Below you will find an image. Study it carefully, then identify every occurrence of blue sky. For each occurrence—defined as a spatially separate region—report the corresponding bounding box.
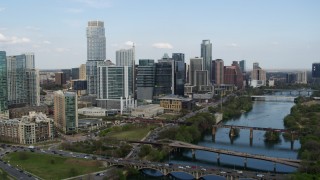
[0,0,319,70]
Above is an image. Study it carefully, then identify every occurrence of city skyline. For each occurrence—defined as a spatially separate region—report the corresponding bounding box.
[0,0,320,69]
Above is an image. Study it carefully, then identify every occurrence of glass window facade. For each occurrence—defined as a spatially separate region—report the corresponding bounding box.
[0,51,8,114]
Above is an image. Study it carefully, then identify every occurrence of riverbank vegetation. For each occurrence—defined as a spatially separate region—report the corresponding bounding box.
[209,96,253,120]
[283,99,320,176]
[158,112,215,143]
[138,144,171,162]
[264,131,281,142]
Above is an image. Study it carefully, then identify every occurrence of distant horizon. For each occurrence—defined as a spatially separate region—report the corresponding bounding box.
[1,0,319,69]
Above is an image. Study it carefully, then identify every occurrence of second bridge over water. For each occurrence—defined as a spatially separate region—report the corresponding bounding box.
[212,124,298,149]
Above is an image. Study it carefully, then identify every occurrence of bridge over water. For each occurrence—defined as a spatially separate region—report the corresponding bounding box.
[128,140,301,168]
[105,158,286,179]
[251,95,297,102]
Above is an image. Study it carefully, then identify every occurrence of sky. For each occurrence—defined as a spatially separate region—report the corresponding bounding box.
[0,0,319,70]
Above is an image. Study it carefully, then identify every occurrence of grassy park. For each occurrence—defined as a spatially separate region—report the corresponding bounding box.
[3,152,105,180]
[108,125,155,140]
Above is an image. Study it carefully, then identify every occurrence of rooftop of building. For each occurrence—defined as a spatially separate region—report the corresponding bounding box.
[133,104,161,110]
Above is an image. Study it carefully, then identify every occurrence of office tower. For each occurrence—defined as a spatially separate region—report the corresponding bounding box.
[55,72,66,85]
[286,73,297,84]
[312,63,320,78]
[201,40,212,83]
[154,59,174,97]
[212,59,224,85]
[26,69,40,106]
[224,61,243,89]
[189,57,203,85]
[137,59,155,101]
[172,53,185,96]
[195,70,208,86]
[239,60,246,73]
[97,62,133,110]
[79,64,86,80]
[7,54,40,107]
[71,68,79,80]
[86,20,106,95]
[116,46,136,98]
[61,69,71,81]
[251,62,266,87]
[0,51,8,117]
[54,91,78,134]
[297,71,307,84]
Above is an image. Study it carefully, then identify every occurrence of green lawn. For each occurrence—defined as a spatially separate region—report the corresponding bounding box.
[108,125,154,140]
[4,152,105,180]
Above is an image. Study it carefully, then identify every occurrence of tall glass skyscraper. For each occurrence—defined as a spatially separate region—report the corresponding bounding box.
[137,59,155,101]
[86,20,106,95]
[0,51,8,116]
[172,53,185,96]
[7,54,39,107]
[201,40,212,84]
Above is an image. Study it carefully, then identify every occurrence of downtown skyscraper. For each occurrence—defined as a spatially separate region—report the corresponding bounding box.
[86,21,106,95]
[201,40,212,84]
[0,51,8,118]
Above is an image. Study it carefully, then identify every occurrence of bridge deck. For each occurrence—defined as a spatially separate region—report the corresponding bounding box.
[213,124,297,133]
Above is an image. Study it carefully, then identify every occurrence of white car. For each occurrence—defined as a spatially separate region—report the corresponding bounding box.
[257,174,264,178]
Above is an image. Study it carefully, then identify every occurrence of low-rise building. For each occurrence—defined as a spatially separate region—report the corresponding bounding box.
[159,95,193,113]
[78,107,108,117]
[9,105,48,118]
[78,118,106,131]
[0,112,54,144]
[131,104,164,118]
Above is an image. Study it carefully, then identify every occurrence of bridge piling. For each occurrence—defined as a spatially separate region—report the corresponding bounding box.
[273,162,277,173]
[192,149,196,159]
[212,126,216,142]
[244,157,247,169]
[217,153,220,165]
[229,127,235,137]
[249,128,253,146]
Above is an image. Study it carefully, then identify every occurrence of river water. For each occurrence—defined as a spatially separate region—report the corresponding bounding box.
[129,96,300,179]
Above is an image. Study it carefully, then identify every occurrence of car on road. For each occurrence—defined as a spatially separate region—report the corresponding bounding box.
[257,174,264,178]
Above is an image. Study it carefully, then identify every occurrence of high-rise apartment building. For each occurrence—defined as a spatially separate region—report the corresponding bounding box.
[297,71,307,84]
[251,62,266,87]
[239,60,246,73]
[86,20,106,95]
[0,51,8,117]
[201,40,212,84]
[195,70,208,87]
[224,61,243,89]
[116,46,136,98]
[54,91,78,134]
[172,53,185,96]
[212,59,224,85]
[79,64,86,80]
[189,57,203,86]
[7,54,40,107]
[136,59,155,101]
[71,68,79,80]
[97,62,134,110]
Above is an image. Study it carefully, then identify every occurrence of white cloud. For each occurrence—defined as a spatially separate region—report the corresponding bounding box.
[0,33,31,44]
[0,7,5,12]
[25,26,40,31]
[124,41,134,46]
[55,48,70,53]
[43,40,51,44]
[227,43,238,47]
[152,43,173,49]
[74,0,112,9]
[66,8,83,13]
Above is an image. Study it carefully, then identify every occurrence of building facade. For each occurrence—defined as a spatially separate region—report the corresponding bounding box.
[97,62,134,111]
[136,59,155,101]
[7,54,40,107]
[0,112,54,144]
[0,51,8,118]
[79,64,86,80]
[154,59,174,98]
[54,91,78,134]
[201,40,212,84]
[189,57,203,86]
[212,59,224,85]
[312,63,320,78]
[71,68,79,80]
[251,62,266,87]
[172,53,185,96]
[159,95,193,113]
[86,20,106,95]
